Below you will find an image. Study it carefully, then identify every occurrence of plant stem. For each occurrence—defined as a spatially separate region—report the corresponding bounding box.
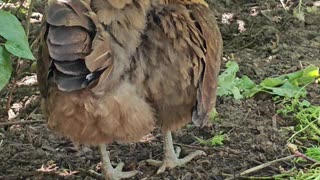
[287,119,319,142]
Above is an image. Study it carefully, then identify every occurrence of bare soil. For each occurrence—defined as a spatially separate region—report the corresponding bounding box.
[1,0,319,179]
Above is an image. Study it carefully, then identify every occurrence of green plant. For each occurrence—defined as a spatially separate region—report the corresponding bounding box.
[247,65,319,98]
[209,108,218,122]
[277,96,320,143]
[218,61,320,146]
[293,107,319,142]
[0,10,34,90]
[218,61,319,100]
[293,0,305,21]
[195,134,226,146]
[294,167,320,180]
[217,61,255,100]
[291,0,320,21]
[306,147,320,161]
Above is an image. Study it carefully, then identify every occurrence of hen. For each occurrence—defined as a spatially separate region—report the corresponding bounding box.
[37,0,222,179]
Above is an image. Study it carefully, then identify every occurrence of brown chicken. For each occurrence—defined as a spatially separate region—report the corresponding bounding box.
[37,0,222,179]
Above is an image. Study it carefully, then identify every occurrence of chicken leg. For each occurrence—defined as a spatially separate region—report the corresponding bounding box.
[147,131,206,174]
[97,145,138,180]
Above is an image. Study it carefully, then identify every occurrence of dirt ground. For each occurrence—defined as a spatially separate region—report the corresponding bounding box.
[1,0,320,179]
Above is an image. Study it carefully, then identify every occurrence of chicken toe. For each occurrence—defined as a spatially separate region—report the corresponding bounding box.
[98,145,138,180]
[147,131,206,174]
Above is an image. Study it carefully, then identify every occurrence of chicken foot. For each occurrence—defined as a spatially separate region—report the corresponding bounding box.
[147,131,206,174]
[95,145,138,180]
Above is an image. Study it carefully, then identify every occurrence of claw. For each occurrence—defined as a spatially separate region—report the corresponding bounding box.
[98,145,138,180]
[148,150,206,174]
[147,131,206,174]
[157,163,167,174]
[87,166,138,180]
[146,159,162,167]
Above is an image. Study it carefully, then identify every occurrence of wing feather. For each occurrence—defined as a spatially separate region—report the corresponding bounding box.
[39,0,113,92]
[191,5,222,127]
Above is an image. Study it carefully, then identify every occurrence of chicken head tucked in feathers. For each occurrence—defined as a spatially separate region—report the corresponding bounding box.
[37,0,222,179]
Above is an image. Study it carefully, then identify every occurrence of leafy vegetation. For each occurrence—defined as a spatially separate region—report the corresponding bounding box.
[195,134,226,146]
[218,61,320,142]
[204,61,320,149]
[217,60,320,179]
[0,10,34,90]
[278,98,320,143]
[217,61,255,99]
[218,61,319,100]
[294,167,320,180]
[292,0,320,21]
[306,147,320,161]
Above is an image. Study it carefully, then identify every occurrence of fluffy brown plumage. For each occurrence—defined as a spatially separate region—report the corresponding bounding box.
[37,0,222,179]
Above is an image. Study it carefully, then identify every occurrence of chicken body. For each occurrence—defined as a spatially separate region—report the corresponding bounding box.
[37,0,222,179]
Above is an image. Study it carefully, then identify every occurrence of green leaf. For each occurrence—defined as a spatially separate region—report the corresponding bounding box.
[237,75,256,89]
[306,147,320,161]
[194,134,225,147]
[260,78,286,87]
[218,61,240,98]
[218,61,257,99]
[306,6,318,14]
[231,86,242,99]
[5,40,34,60]
[210,134,225,146]
[270,82,307,98]
[218,61,319,99]
[300,100,311,107]
[0,46,12,90]
[237,75,256,97]
[293,8,305,21]
[295,65,319,85]
[209,108,218,122]
[247,65,319,98]
[0,10,34,60]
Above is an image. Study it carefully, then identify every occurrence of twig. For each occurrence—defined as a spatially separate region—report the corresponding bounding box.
[26,0,36,36]
[295,151,319,163]
[225,155,295,180]
[5,0,36,111]
[287,143,320,164]
[224,40,256,53]
[173,142,209,152]
[287,119,319,142]
[260,10,273,22]
[249,159,280,173]
[0,120,44,127]
[223,173,292,180]
[279,0,288,12]
[5,59,23,111]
